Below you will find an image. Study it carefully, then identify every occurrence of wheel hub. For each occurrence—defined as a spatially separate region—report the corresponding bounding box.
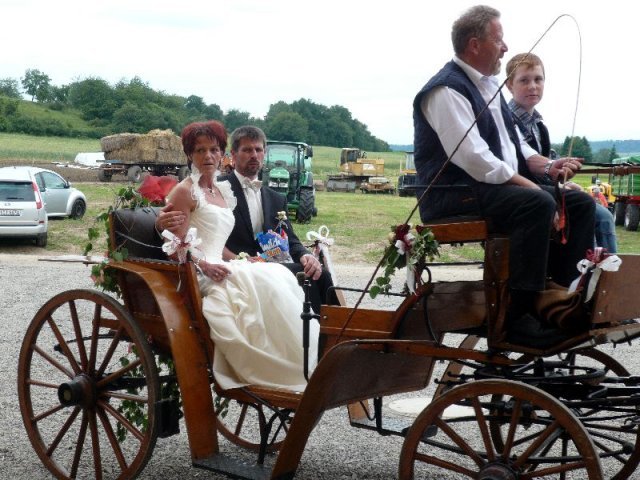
[477,462,518,480]
[58,374,96,407]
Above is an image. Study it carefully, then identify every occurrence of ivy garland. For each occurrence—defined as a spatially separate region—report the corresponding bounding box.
[84,185,153,295]
[84,184,184,442]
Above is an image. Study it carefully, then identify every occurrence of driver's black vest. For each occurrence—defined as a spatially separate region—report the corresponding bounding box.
[413,61,532,220]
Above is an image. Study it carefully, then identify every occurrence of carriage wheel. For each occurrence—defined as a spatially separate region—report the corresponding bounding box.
[214,395,288,453]
[399,379,602,479]
[491,348,638,479]
[560,348,640,480]
[433,334,482,398]
[18,289,160,480]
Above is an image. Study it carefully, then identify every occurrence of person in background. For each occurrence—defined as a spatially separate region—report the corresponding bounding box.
[412,5,595,348]
[506,52,617,253]
[158,125,337,313]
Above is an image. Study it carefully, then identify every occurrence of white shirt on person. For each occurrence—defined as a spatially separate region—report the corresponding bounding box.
[234,170,264,235]
[421,56,537,184]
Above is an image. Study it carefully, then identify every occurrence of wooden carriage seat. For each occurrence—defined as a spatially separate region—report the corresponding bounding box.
[110,206,165,260]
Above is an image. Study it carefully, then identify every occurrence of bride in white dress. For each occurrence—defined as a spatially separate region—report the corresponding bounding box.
[164,121,319,392]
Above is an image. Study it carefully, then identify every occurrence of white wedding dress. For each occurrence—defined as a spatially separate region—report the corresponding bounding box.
[189,178,319,392]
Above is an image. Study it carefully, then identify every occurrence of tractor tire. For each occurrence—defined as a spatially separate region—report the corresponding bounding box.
[296,188,315,224]
[178,166,190,181]
[127,165,142,183]
[614,201,626,226]
[624,204,640,231]
[97,168,112,182]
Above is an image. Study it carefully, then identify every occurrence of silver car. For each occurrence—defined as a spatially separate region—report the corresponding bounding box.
[29,167,87,219]
[0,166,48,246]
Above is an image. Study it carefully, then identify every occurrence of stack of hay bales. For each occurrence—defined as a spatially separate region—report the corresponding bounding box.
[100,129,187,165]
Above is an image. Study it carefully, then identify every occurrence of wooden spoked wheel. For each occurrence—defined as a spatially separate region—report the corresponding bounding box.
[433,334,482,398]
[399,379,602,479]
[214,395,288,453]
[558,349,639,480]
[18,289,160,480]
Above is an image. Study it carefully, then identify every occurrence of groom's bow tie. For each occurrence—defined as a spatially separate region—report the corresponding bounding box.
[242,178,262,192]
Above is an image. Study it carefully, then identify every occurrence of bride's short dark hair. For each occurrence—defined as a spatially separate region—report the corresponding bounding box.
[181,120,228,159]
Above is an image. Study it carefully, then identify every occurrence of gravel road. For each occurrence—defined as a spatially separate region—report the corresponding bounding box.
[1,253,637,479]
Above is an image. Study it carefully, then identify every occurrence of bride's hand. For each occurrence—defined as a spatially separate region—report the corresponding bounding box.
[200,261,231,282]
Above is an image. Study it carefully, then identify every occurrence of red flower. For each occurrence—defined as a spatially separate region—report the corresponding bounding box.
[393,224,413,253]
[138,176,178,204]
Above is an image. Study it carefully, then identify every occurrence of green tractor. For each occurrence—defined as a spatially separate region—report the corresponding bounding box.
[261,140,317,223]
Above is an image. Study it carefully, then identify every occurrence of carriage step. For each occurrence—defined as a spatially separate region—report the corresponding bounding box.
[193,453,272,479]
[350,416,436,439]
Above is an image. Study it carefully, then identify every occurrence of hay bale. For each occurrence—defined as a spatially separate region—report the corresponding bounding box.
[101,129,187,165]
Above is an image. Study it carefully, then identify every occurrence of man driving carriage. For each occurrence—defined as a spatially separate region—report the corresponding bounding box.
[413,5,595,348]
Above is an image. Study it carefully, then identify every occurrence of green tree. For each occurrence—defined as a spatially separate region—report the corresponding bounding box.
[183,95,223,122]
[203,103,223,121]
[609,144,619,162]
[265,101,292,122]
[323,116,353,147]
[185,95,206,113]
[0,78,21,98]
[266,111,309,141]
[111,102,172,133]
[224,109,251,132]
[21,68,52,102]
[560,136,592,163]
[68,77,118,121]
[115,77,163,108]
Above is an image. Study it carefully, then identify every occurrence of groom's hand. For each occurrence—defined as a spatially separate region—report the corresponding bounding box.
[300,254,323,281]
[157,202,187,234]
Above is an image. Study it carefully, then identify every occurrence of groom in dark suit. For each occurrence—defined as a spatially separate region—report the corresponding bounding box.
[158,125,337,313]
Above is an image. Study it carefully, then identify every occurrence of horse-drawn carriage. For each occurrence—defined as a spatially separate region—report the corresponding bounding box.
[17,206,640,479]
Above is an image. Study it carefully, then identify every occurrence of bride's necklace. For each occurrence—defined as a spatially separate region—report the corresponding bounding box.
[201,182,216,197]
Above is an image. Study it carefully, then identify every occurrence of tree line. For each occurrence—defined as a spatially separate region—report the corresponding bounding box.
[554,136,622,164]
[0,68,390,151]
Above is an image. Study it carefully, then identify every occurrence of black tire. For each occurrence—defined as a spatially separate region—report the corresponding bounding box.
[624,204,640,231]
[69,198,86,219]
[296,188,315,223]
[35,232,47,248]
[97,168,112,182]
[127,165,142,183]
[614,201,626,226]
[178,166,190,181]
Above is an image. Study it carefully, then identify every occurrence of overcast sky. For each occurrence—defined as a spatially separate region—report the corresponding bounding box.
[3,0,638,145]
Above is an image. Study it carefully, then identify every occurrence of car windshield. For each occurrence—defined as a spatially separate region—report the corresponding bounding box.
[0,181,35,201]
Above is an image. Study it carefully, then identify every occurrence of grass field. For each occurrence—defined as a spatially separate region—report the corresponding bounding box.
[0,132,100,163]
[1,132,639,262]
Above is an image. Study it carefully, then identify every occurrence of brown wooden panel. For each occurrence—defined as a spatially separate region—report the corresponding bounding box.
[590,254,640,325]
[424,220,488,243]
[320,306,396,337]
[426,280,487,332]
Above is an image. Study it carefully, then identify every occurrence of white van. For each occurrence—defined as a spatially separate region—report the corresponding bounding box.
[74,152,105,167]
